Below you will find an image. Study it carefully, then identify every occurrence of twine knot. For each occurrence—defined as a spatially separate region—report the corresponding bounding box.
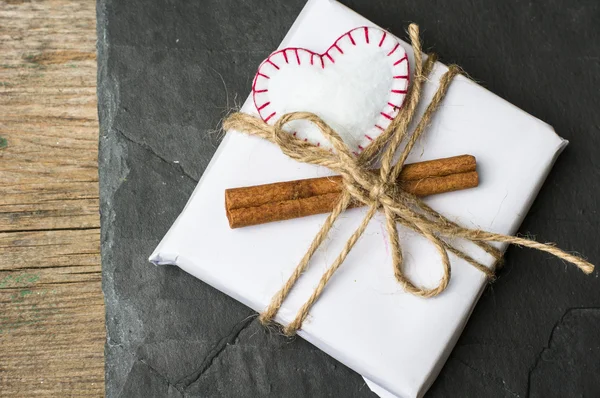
[223,24,594,337]
[368,182,388,203]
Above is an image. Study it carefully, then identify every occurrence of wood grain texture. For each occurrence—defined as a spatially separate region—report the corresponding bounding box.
[0,0,104,396]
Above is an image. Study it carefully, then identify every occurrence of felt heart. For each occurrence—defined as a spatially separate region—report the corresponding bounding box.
[252,26,409,153]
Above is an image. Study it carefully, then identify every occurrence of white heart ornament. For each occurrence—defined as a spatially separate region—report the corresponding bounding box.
[252,26,409,153]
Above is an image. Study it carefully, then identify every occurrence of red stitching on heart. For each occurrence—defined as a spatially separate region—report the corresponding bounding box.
[378,31,387,47]
[264,112,276,123]
[252,26,409,153]
[257,101,271,111]
[394,55,408,66]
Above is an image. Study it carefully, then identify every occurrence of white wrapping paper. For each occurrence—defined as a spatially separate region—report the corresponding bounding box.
[150,0,567,396]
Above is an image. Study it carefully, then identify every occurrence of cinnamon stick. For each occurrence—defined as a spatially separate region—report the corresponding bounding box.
[226,155,477,228]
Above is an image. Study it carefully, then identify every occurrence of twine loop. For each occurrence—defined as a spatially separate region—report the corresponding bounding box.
[223,24,594,336]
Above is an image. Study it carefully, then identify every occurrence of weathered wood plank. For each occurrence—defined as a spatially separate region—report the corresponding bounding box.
[0,229,100,270]
[0,0,104,396]
[0,199,100,232]
[0,182,99,205]
[0,280,104,396]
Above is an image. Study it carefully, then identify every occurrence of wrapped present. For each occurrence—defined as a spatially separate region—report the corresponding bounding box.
[150,0,592,396]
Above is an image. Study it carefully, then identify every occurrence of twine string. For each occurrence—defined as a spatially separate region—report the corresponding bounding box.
[223,24,594,336]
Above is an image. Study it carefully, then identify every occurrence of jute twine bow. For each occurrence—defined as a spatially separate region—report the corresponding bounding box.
[223,24,594,336]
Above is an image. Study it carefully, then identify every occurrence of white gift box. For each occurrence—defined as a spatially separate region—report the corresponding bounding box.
[150,0,567,396]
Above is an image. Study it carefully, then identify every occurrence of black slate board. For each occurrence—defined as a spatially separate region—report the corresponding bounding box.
[97,1,600,396]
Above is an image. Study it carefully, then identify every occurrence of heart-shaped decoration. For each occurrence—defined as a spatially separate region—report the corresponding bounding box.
[252,26,409,154]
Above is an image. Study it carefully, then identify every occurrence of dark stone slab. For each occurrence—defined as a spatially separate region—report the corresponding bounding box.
[97,0,600,396]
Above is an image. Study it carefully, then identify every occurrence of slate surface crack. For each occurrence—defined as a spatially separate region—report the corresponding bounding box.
[525,306,600,398]
[136,358,184,397]
[175,316,256,391]
[451,356,521,397]
[114,128,199,183]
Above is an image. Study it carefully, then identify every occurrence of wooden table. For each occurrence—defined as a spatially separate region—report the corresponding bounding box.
[0,0,104,395]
